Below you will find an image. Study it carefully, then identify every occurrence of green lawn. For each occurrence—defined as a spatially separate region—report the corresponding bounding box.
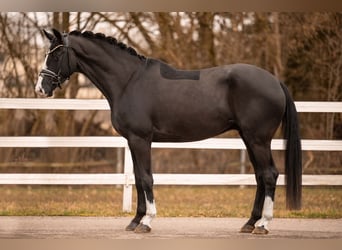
[0,186,341,218]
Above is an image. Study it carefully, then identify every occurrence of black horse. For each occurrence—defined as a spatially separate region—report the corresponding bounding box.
[35,29,302,234]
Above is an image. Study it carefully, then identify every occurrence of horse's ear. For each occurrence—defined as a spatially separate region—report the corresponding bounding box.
[52,28,63,44]
[43,29,54,41]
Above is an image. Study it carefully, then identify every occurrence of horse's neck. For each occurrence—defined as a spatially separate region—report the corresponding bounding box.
[71,36,143,104]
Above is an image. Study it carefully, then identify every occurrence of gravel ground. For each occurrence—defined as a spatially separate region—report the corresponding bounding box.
[0,216,341,239]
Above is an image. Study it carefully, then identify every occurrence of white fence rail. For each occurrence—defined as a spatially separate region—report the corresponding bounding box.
[1,98,342,212]
[1,98,342,112]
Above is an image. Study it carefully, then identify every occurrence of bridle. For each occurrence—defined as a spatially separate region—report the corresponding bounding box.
[38,33,71,89]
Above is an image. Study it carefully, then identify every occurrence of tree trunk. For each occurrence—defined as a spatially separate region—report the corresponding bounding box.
[197,12,216,67]
[272,12,284,80]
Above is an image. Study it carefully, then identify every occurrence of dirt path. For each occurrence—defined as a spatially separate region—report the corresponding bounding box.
[0,217,341,239]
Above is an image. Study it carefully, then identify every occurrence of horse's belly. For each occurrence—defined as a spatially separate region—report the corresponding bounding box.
[151,112,235,142]
[152,129,231,142]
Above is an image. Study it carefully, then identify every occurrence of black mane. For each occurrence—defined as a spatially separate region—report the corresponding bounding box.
[69,30,146,61]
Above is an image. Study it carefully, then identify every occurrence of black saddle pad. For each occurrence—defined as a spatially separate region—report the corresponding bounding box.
[160,62,200,80]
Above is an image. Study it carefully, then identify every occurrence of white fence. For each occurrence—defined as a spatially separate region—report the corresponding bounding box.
[0,98,342,212]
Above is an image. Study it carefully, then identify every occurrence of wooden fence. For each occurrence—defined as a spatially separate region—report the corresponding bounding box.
[0,98,341,212]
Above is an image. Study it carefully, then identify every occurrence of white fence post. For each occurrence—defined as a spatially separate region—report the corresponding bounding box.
[240,149,246,175]
[239,149,247,189]
[123,146,133,212]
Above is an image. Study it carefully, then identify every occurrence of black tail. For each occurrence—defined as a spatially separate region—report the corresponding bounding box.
[280,82,302,210]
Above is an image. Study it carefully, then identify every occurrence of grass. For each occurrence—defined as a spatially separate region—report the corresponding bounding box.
[0,186,341,218]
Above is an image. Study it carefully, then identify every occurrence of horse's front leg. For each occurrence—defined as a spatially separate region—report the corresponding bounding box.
[125,134,156,233]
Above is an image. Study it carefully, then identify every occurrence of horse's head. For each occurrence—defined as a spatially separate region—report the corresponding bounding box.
[35,29,75,97]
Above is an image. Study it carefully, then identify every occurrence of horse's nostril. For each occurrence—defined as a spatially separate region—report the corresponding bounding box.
[35,87,42,94]
[35,85,46,97]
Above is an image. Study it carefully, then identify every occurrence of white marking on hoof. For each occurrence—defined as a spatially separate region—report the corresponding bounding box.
[141,192,157,228]
[256,196,273,231]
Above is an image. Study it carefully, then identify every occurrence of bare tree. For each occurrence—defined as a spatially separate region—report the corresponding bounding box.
[0,12,341,174]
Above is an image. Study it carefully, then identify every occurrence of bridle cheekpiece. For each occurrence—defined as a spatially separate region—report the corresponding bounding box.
[38,32,71,89]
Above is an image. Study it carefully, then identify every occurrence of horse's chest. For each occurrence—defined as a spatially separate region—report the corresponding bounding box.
[111,106,152,138]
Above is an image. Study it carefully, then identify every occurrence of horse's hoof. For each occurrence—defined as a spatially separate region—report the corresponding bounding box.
[125,221,139,231]
[252,226,269,235]
[240,224,255,233]
[134,223,152,233]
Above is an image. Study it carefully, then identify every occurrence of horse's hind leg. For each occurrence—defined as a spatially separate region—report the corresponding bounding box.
[240,136,279,234]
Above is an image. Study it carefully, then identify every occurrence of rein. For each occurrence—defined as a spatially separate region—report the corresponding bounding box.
[39,33,71,89]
